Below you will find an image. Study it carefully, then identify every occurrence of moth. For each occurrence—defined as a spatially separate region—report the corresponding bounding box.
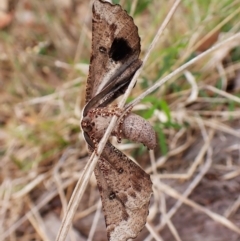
[81,0,156,240]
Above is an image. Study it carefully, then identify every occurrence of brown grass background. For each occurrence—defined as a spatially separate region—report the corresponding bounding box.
[1,0,240,240]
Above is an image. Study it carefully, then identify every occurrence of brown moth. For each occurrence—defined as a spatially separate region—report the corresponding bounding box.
[81,0,156,240]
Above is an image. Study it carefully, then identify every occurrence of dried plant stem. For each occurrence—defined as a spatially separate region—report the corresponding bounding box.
[178,4,240,66]
[160,193,182,241]
[55,151,98,241]
[26,199,50,241]
[87,200,102,241]
[158,181,240,234]
[204,85,240,104]
[126,32,240,110]
[158,124,213,231]
[158,125,213,179]
[144,129,214,241]
[224,194,240,218]
[121,0,181,108]
[145,222,164,241]
[1,178,76,241]
[146,135,194,173]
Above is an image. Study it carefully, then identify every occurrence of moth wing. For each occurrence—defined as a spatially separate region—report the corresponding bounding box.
[94,142,152,241]
[86,0,141,103]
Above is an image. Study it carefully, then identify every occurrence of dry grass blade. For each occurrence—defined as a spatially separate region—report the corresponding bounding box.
[86,200,102,241]
[12,174,48,199]
[146,134,194,172]
[126,32,240,109]
[1,178,77,240]
[157,126,214,179]
[157,181,240,235]
[204,85,240,104]
[26,199,51,241]
[144,128,214,241]
[160,193,182,241]
[184,71,198,104]
[224,195,240,219]
[145,222,164,241]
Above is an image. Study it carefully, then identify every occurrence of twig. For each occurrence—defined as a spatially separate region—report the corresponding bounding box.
[87,200,102,241]
[145,223,164,241]
[144,130,214,241]
[157,181,240,234]
[204,85,240,104]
